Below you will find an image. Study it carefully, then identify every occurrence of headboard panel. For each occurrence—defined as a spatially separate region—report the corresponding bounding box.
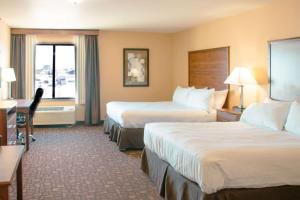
[188,47,229,90]
[269,38,300,101]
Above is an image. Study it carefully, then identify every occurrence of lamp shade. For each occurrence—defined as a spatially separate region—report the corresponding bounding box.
[1,68,16,82]
[224,67,257,86]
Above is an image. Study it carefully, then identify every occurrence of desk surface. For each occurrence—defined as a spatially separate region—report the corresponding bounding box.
[0,99,32,110]
[16,99,32,109]
[0,101,17,110]
[0,145,25,186]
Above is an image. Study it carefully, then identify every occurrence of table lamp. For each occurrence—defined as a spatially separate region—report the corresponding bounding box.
[1,68,16,99]
[224,67,257,111]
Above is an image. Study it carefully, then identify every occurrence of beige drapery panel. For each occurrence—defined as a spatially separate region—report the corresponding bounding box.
[25,34,37,99]
[74,35,86,104]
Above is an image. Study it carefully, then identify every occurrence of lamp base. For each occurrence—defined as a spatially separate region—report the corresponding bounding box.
[233,105,246,113]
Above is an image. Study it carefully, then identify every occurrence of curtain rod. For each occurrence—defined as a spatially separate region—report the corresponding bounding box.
[11,28,99,35]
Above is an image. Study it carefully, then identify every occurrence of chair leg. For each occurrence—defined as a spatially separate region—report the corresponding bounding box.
[30,135,36,142]
[30,118,34,135]
[16,128,19,139]
[30,119,36,142]
[16,128,25,145]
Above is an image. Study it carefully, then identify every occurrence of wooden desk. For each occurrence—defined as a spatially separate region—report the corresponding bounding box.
[0,145,25,200]
[16,100,33,152]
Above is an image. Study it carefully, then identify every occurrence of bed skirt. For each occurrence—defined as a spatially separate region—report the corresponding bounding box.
[141,147,300,200]
[103,117,144,150]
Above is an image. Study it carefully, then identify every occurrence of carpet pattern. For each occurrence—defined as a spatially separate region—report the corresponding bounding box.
[9,126,162,200]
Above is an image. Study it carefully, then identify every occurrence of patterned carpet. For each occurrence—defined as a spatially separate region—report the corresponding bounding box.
[10,126,162,200]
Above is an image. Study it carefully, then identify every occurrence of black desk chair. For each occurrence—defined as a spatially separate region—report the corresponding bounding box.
[17,88,44,144]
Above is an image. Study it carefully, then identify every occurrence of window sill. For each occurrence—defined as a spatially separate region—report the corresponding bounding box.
[40,99,75,107]
[42,98,75,101]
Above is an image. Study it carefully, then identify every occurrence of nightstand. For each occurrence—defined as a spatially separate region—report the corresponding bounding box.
[217,108,242,122]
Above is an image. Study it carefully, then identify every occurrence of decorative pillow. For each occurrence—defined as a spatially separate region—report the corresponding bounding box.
[240,102,291,131]
[172,86,195,105]
[285,101,300,135]
[212,89,228,109]
[186,88,215,111]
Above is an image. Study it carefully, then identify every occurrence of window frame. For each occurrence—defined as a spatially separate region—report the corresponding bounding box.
[34,43,76,100]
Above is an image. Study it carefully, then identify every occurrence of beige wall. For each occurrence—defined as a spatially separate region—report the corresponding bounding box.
[171,0,300,108]
[99,31,173,119]
[0,19,11,99]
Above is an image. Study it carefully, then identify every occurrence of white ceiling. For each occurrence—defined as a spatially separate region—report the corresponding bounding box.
[0,0,273,33]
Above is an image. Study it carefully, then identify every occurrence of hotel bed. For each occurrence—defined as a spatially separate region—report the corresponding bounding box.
[104,100,218,150]
[140,38,300,199]
[104,47,230,150]
[106,101,216,129]
[141,101,300,200]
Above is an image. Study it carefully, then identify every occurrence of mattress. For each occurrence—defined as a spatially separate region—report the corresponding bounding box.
[106,101,216,128]
[144,122,300,194]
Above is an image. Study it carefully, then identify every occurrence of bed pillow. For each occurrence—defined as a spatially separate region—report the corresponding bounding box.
[285,101,300,135]
[212,89,228,109]
[186,88,215,111]
[172,86,195,105]
[240,102,291,131]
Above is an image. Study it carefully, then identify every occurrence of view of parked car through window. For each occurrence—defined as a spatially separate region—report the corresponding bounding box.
[35,44,75,99]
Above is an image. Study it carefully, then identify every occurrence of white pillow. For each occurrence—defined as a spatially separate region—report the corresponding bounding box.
[186,88,215,111]
[212,89,228,109]
[240,102,291,131]
[285,101,300,135]
[172,86,194,105]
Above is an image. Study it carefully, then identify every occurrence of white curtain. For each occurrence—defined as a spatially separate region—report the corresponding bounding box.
[74,35,86,104]
[25,34,37,99]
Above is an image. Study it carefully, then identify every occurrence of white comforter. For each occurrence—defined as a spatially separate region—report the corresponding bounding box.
[144,122,300,194]
[106,101,216,128]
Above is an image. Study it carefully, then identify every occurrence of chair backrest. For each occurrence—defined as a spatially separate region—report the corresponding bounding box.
[29,88,44,118]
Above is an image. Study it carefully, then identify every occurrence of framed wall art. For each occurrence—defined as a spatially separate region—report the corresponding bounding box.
[123,48,149,87]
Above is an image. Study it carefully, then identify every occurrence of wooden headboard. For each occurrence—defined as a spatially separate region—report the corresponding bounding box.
[188,47,229,90]
[188,46,230,107]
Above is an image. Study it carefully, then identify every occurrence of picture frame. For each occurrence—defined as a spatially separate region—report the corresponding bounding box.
[123,48,149,87]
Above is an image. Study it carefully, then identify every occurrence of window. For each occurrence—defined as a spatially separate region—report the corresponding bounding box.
[35,44,76,99]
